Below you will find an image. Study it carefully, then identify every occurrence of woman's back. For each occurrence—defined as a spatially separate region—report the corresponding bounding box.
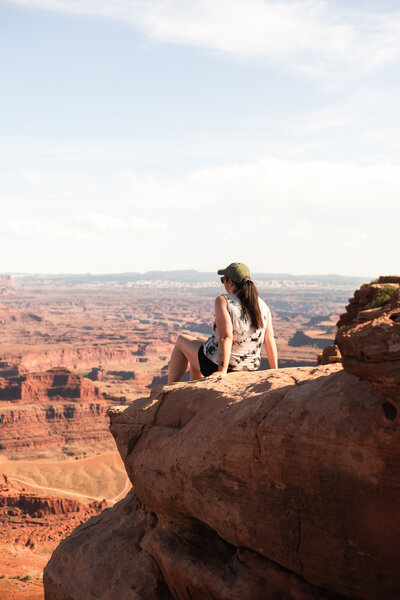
[203,294,269,370]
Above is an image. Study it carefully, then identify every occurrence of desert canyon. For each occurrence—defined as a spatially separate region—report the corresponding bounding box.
[0,272,398,599]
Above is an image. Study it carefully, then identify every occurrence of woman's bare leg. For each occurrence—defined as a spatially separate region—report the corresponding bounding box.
[190,364,202,380]
[168,334,203,383]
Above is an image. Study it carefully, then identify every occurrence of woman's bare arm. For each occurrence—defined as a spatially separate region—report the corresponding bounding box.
[213,295,233,375]
[265,308,278,369]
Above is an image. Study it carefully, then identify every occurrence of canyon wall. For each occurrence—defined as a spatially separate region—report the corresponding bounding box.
[0,368,125,455]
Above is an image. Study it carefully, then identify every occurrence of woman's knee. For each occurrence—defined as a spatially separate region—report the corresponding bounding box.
[175,334,185,349]
[176,333,194,348]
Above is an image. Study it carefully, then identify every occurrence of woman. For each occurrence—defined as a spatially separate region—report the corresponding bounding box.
[168,262,278,383]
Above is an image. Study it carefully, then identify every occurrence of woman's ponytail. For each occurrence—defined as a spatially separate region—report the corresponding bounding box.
[236,279,264,329]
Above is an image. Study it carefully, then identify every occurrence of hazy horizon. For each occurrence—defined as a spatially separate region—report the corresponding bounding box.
[5,268,370,282]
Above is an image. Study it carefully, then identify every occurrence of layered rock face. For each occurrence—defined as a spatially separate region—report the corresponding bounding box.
[0,471,107,591]
[44,355,399,599]
[0,368,100,402]
[0,473,106,521]
[336,305,400,401]
[0,368,125,455]
[336,276,400,328]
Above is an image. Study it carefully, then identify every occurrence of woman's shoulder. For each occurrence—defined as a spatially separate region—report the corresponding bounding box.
[214,294,229,309]
[258,296,270,317]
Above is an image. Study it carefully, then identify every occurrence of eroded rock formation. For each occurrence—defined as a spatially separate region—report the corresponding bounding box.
[0,473,106,520]
[336,307,400,401]
[317,344,342,365]
[0,275,18,294]
[334,276,400,401]
[0,471,107,598]
[0,368,126,455]
[44,356,399,599]
[337,276,400,328]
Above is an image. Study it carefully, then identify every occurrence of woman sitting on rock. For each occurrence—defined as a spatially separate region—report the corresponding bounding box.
[168,262,278,383]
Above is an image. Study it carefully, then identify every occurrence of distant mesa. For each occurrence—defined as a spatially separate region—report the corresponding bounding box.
[0,303,41,324]
[288,329,332,349]
[0,368,101,403]
[0,275,18,294]
[0,368,126,457]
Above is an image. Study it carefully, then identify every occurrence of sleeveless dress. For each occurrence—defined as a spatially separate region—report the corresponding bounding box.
[202,294,269,371]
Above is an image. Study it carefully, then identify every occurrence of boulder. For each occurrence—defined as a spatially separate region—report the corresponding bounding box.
[317,344,342,365]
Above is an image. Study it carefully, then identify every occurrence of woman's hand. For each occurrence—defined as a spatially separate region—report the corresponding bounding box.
[206,371,227,380]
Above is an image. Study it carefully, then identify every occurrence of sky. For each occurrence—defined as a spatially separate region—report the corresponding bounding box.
[1,0,399,277]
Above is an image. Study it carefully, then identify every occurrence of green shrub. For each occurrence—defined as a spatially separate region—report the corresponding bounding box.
[370,285,398,308]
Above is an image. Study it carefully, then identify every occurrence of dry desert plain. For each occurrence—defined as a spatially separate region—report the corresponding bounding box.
[0,273,362,599]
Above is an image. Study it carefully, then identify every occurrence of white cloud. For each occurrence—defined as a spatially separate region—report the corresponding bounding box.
[6,158,400,225]
[119,158,400,228]
[6,0,400,76]
[288,104,353,136]
[3,156,399,274]
[6,217,59,238]
[5,214,166,240]
[78,213,166,235]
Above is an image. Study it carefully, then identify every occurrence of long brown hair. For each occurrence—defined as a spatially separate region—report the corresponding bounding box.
[235,279,264,330]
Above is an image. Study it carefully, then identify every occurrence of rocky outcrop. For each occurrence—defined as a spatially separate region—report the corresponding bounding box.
[0,275,18,294]
[0,470,107,600]
[334,277,400,401]
[288,330,332,349]
[0,303,39,324]
[0,368,101,402]
[336,307,400,400]
[317,344,342,365]
[12,341,172,375]
[337,276,400,328]
[44,358,400,599]
[0,368,126,455]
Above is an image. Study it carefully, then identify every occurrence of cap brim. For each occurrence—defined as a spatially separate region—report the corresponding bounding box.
[217,268,226,275]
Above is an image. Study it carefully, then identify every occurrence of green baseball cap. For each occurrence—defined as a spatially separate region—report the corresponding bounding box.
[218,262,251,284]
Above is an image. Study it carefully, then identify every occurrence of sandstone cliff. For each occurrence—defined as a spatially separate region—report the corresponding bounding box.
[336,276,400,328]
[0,473,106,521]
[0,368,126,456]
[0,472,107,599]
[44,330,399,600]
